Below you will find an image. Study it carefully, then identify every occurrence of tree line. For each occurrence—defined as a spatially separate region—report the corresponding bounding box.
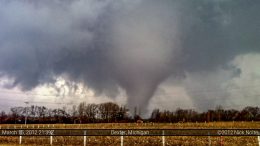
[0,102,260,124]
[150,105,260,123]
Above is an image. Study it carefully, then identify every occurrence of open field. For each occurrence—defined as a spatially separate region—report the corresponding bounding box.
[0,122,260,146]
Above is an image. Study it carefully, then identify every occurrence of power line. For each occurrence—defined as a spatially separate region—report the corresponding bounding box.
[0,90,56,97]
[0,98,24,102]
[0,96,78,106]
[24,101,74,105]
[0,89,98,98]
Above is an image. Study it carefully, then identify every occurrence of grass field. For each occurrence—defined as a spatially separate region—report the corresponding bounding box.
[0,122,260,146]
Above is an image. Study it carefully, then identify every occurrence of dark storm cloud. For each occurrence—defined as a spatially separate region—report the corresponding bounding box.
[0,0,259,114]
[179,0,260,72]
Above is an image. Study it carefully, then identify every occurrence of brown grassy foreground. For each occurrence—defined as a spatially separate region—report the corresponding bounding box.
[0,122,260,146]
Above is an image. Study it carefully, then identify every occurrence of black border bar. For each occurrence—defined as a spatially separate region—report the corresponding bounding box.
[1,129,260,136]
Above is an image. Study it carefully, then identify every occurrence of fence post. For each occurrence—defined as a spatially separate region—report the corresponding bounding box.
[50,136,53,145]
[121,135,124,146]
[84,131,87,146]
[208,132,211,146]
[19,136,22,145]
[162,130,165,146]
[220,136,223,146]
[257,136,260,146]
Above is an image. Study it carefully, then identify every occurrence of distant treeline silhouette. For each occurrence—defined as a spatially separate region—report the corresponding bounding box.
[0,102,260,124]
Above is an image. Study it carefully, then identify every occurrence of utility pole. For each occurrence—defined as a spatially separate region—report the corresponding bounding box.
[24,102,29,125]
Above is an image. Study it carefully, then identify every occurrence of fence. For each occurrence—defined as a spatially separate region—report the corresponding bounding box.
[0,125,260,145]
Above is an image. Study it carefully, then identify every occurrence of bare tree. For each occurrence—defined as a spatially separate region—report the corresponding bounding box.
[70,105,78,123]
[0,111,7,123]
[99,102,120,122]
[78,102,86,123]
[85,104,98,122]
[10,107,20,124]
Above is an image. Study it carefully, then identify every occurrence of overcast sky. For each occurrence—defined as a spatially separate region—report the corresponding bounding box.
[0,0,260,116]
